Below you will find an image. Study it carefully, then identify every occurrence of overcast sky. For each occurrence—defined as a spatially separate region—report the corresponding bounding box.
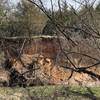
[11,0,100,10]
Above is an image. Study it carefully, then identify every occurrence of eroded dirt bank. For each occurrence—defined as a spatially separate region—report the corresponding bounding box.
[0,36,100,86]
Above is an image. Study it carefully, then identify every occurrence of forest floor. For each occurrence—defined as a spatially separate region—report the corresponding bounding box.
[0,85,100,100]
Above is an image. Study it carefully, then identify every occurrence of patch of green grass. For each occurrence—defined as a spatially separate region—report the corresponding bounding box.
[68,86,100,96]
[26,85,100,97]
[0,85,99,100]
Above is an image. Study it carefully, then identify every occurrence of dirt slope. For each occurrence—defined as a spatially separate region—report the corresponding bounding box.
[1,36,100,86]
